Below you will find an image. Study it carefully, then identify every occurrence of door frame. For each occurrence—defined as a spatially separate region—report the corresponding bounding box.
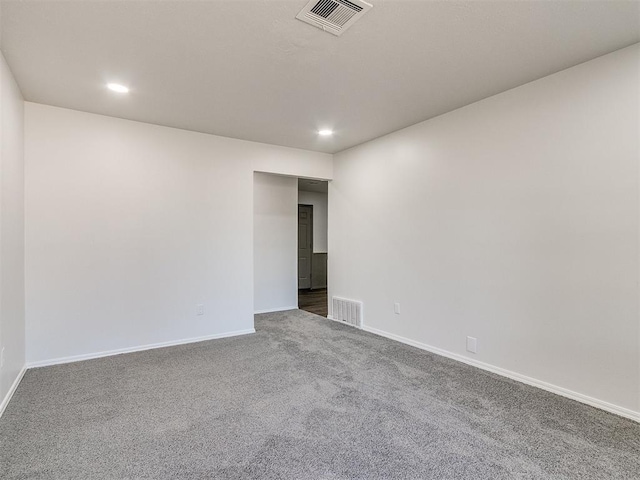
[298,204,314,290]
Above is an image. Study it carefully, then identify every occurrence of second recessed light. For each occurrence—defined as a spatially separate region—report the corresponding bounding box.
[107,83,129,93]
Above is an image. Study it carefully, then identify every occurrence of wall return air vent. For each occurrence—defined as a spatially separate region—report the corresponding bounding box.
[296,0,373,36]
[331,297,363,328]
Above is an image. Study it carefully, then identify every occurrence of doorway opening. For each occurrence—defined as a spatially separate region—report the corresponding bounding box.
[298,178,328,317]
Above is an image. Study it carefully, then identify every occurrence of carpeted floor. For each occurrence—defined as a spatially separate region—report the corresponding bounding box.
[1,310,639,479]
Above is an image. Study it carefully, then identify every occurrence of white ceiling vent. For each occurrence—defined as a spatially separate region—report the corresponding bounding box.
[296,0,373,36]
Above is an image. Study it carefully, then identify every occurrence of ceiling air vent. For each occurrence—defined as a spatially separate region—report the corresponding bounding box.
[296,0,373,36]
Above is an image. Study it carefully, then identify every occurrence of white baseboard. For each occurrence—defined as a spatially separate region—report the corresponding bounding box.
[254,306,298,314]
[0,366,27,419]
[361,324,640,423]
[326,314,360,327]
[27,328,256,369]
[10,321,639,423]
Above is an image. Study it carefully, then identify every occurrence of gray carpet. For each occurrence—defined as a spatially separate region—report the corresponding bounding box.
[1,310,638,479]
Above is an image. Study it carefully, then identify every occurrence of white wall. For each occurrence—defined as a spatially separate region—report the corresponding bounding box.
[0,52,25,409]
[254,173,298,313]
[25,103,331,364]
[298,190,328,253]
[330,44,640,417]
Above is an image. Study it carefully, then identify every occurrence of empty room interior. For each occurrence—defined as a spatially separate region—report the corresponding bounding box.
[0,1,639,478]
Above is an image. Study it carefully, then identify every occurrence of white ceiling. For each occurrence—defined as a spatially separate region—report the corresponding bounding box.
[1,0,638,153]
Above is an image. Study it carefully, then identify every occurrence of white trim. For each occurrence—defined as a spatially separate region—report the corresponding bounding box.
[254,306,298,314]
[27,329,256,369]
[327,314,361,328]
[361,324,640,423]
[0,366,27,419]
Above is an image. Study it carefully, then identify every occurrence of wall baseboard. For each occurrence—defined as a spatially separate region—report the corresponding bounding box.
[361,324,640,423]
[10,319,640,423]
[327,314,359,327]
[0,366,27,419]
[254,306,298,314]
[27,328,256,369]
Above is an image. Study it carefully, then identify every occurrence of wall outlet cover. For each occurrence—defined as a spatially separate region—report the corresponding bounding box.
[466,336,477,354]
[196,304,205,316]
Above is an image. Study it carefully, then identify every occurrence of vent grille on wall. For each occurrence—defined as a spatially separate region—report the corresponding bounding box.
[331,297,362,327]
[296,0,373,36]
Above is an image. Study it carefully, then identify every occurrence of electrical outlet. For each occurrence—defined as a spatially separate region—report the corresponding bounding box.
[0,347,4,369]
[394,302,401,315]
[196,304,205,316]
[466,336,477,354]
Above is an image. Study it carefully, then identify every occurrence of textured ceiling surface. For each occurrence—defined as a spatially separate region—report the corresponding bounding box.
[1,0,639,153]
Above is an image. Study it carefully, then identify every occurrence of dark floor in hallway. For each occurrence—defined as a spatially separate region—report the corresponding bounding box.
[298,288,327,317]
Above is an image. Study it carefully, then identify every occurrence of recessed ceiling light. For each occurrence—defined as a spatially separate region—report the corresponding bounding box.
[107,83,129,93]
[318,129,333,137]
